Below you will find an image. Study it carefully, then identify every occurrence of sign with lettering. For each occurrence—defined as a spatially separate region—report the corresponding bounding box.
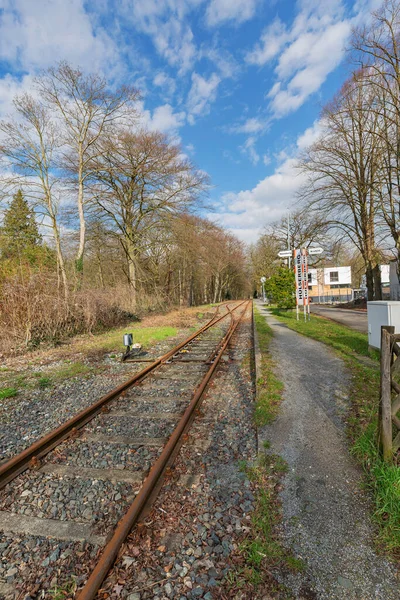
[293,248,309,307]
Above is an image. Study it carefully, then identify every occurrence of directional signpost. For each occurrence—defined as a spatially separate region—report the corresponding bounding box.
[281,246,324,321]
[308,247,323,256]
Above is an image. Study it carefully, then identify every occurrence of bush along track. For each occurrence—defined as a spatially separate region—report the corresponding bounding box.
[226,307,303,598]
[270,307,400,558]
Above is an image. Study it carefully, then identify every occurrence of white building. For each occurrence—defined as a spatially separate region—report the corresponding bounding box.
[308,266,352,303]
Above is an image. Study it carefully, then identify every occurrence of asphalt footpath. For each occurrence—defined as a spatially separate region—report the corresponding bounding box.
[255,301,399,600]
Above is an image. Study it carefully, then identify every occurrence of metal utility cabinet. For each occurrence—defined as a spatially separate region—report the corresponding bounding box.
[367,301,400,349]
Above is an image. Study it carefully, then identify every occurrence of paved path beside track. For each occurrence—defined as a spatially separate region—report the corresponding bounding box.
[310,304,368,333]
[256,301,399,600]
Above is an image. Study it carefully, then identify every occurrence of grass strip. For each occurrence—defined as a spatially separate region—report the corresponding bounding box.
[236,451,304,594]
[0,387,17,400]
[226,307,302,596]
[270,307,400,556]
[254,309,284,426]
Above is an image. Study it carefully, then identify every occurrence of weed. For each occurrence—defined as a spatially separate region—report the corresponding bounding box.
[50,362,92,380]
[0,387,17,400]
[254,309,284,425]
[49,578,77,600]
[38,376,52,388]
[228,452,303,596]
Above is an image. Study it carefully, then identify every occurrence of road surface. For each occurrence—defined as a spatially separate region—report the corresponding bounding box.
[310,304,367,333]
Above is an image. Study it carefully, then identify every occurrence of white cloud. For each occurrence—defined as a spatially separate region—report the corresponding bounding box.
[0,0,119,74]
[121,0,203,74]
[139,102,186,136]
[187,72,220,123]
[296,119,324,150]
[230,117,268,134]
[153,72,177,97]
[212,126,314,242]
[206,0,258,27]
[246,18,288,65]
[240,136,260,165]
[246,0,355,117]
[0,73,36,119]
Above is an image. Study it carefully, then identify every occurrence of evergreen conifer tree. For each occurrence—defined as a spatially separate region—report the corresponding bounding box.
[1,190,41,259]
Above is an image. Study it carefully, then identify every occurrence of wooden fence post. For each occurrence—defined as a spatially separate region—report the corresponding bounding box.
[380,326,394,461]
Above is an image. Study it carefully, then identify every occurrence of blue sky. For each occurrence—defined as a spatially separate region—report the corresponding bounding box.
[0,0,382,243]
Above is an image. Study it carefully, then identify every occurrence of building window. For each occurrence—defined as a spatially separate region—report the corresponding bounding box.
[330,271,339,283]
[308,273,312,284]
[309,286,313,290]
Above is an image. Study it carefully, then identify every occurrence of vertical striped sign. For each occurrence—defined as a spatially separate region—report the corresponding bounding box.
[302,248,309,306]
[293,248,309,307]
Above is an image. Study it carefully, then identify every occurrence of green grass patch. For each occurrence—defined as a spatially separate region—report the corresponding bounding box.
[37,376,52,388]
[49,578,77,600]
[81,324,177,354]
[269,307,379,360]
[0,387,17,400]
[271,307,400,556]
[254,308,284,426]
[49,361,92,380]
[228,452,303,595]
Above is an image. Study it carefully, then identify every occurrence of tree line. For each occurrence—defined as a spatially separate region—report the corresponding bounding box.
[0,63,249,351]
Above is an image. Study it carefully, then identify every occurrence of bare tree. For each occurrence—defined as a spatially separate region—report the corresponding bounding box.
[353,1,400,279]
[298,71,384,300]
[0,94,68,297]
[36,62,139,283]
[87,129,209,308]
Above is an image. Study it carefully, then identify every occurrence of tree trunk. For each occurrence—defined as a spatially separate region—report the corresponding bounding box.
[75,154,85,287]
[124,236,137,309]
[372,264,382,300]
[213,273,219,304]
[366,263,374,301]
[49,212,68,300]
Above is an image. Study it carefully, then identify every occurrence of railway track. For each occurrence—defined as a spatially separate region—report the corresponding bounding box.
[0,300,251,598]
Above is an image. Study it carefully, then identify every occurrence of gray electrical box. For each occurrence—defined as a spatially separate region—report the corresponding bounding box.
[367,301,400,349]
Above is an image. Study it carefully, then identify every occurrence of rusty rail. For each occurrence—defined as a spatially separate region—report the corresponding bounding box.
[77,299,251,600]
[0,301,246,490]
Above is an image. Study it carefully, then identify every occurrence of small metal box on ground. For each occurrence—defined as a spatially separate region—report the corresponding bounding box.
[367,301,400,349]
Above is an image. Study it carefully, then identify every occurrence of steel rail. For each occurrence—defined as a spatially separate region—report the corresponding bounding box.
[77,299,251,600]
[0,301,246,490]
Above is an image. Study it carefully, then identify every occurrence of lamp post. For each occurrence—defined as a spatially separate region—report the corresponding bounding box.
[260,276,266,302]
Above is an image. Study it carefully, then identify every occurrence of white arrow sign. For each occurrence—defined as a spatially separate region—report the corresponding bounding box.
[260,276,266,283]
[308,247,324,255]
[278,250,292,258]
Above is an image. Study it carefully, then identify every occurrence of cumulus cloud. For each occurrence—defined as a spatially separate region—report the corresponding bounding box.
[187,72,220,123]
[246,0,354,117]
[212,125,316,242]
[153,72,177,97]
[246,18,288,65]
[206,0,259,27]
[230,117,269,135]
[0,0,120,74]
[139,102,186,137]
[121,0,203,74]
[0,73,36,119]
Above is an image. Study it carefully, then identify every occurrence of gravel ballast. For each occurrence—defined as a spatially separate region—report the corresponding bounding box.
[97,304,257,599]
